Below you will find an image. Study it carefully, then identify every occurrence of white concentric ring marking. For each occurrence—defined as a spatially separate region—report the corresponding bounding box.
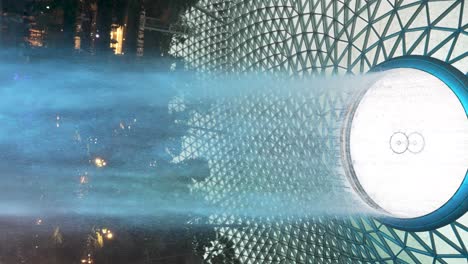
[348,68,468,218]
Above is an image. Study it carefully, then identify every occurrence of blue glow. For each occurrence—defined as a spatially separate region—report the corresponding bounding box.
[0,61,382,223]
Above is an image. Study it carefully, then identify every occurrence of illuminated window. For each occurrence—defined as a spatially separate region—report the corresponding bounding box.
[110,24,125,55]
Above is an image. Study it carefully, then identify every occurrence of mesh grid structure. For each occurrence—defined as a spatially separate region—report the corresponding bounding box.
[169,0,468,263]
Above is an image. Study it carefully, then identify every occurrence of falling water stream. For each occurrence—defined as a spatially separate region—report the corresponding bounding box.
[0,61,383,225]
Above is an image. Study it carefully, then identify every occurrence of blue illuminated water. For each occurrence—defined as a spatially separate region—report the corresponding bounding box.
[0,61,381,223]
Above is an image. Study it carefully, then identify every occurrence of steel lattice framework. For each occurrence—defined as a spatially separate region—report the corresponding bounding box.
[169,0,468,263]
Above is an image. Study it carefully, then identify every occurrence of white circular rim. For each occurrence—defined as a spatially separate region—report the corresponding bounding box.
[343,68,468,219]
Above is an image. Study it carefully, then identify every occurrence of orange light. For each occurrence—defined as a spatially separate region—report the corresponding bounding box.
[110,24,125,55]
[28,29,45,47]
[74,36,81,50]
[94,158,107,168]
